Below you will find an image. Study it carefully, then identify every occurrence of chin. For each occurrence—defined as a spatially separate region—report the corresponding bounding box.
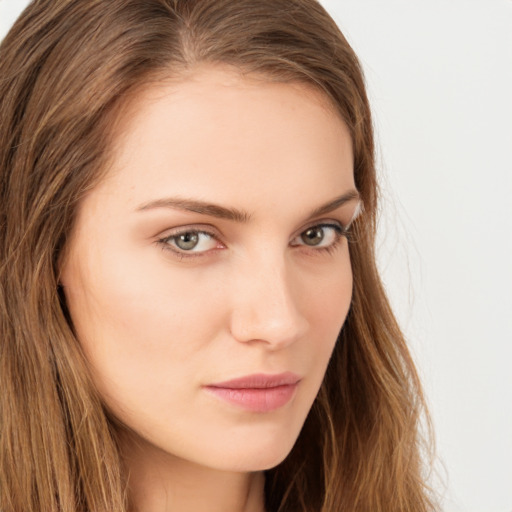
[231,449,292,472]
[202,426,301,473]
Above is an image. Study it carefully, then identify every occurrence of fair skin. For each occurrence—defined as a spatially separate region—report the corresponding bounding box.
[61,65,359,512]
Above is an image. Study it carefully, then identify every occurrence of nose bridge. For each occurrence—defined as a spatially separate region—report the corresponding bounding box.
[229,248,308,347]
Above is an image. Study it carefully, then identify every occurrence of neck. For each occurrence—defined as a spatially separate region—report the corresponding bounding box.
[120,430,266,512]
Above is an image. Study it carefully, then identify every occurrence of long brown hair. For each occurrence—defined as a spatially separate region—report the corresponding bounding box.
[0,1,436,510]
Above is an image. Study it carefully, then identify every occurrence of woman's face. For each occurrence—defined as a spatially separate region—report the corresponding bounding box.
[61,66,359,472]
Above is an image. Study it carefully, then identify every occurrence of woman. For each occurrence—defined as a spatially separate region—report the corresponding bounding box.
[0,1,436,511]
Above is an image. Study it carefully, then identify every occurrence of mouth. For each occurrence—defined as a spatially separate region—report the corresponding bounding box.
[204,372,301,413]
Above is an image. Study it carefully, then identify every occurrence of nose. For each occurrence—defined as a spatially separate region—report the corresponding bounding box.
[228,254,308,349]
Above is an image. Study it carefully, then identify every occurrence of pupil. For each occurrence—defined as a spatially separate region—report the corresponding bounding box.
[176,232,199,250]
[302,227,324,246]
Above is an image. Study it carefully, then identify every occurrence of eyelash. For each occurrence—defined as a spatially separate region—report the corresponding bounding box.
[157,222,351,261]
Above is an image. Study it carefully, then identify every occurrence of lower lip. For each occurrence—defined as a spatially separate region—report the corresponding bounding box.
[204,383,298,412]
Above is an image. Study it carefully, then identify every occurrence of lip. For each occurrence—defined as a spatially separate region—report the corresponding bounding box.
[204,372,301,413]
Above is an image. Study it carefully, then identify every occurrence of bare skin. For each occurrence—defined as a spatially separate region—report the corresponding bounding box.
[123,429,266,512]
[61,65,359,512]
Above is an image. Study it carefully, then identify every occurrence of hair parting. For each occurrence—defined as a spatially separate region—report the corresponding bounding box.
[0,1,437,511]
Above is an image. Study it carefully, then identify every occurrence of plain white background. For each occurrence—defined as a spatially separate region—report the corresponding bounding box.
[1,1,511,511]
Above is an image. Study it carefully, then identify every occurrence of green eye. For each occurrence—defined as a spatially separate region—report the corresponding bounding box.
[161,230,218,254]
[175,232,200,250]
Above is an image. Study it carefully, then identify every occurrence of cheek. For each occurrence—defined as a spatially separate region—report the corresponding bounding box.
[62,243,229,405]
[61,238,354,471]
[302,253,353,335]
[295,251,353,384]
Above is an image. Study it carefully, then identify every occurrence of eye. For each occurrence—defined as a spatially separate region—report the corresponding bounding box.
[291,223,344,249]
[160,230,220,254]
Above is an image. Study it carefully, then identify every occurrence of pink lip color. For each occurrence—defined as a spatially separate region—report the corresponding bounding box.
[204,372,300,413]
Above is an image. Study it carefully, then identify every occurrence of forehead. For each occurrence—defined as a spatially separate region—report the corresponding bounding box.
[96,65,354,216]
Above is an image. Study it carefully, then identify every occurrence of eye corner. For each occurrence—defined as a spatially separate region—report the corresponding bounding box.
[156,227,225,260]
[290,222,347,253]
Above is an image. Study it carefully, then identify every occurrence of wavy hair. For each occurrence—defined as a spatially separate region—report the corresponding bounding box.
[0,1,436,510]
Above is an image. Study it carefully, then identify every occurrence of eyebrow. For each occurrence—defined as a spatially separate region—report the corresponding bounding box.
[136,189,360,223]
[137,196,251,222]
[308,189,360,218]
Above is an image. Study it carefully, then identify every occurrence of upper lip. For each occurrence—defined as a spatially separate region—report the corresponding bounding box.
[207,372,301,389]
